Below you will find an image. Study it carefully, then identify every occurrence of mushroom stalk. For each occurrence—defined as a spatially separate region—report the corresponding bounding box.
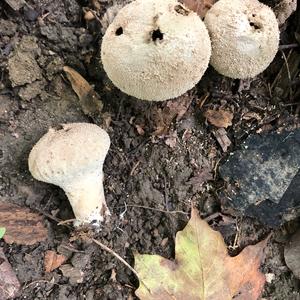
[64,170,110,226]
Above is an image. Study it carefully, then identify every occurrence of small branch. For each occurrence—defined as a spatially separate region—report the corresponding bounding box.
[279,43,299,50]
[92,239,151,293]
[92,238,139,278]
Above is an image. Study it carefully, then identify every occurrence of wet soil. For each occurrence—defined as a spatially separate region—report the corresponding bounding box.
[0,0,300,299]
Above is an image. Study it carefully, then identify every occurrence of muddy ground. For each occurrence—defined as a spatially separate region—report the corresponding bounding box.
[0,0,300,299]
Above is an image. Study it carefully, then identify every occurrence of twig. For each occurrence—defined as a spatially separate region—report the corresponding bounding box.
[34,208,61,223]
[92,239,139,278]
[57,218,76,225]
[280,49,293,100]
[279,43,299,50]
[92,239,151,293]
[130,161,140,176]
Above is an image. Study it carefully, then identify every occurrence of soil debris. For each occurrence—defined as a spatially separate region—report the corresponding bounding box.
[284,229,300,279]
[59,264,84,285]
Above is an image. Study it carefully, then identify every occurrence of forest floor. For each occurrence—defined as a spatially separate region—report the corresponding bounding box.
[0,0,300,299]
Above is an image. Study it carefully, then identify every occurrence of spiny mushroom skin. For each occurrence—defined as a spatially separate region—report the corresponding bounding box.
[28,123,111,226]
[101,0,211,101]
[204,0,279,79]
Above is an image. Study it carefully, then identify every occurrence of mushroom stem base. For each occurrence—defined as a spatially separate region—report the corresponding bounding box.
[63,171,109,226]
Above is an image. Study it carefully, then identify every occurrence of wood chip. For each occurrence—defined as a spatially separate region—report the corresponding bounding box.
[44,250,67,273]
[213,128,232,152]
[204,109,233,128]
[0,202,48,245]
[0,248,21,299]
[59,264,84,284]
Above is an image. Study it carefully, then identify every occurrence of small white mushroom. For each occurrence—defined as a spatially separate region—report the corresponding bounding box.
[204,0,279,79]
[101,0,211,101]
[28,123,111,226]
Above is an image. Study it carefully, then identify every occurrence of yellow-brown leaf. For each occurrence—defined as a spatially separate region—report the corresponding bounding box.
[135,208,268,300]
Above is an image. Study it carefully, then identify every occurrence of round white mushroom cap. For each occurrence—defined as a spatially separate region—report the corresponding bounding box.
[101,0,211,101]
[28,123,111,226]
[204,0,279,79]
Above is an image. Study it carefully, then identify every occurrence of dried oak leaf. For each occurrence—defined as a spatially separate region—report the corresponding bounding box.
[44,250,67,273]
[0,202,48,245]
[181,0,216,18]
[153,94,193,136]
[135,208,268,300]
[204,109,233,128]
[63,66,103,121]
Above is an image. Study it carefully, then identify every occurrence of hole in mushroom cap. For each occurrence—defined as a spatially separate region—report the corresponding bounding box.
[174,4,190,16]
[249,21,262,30]
[152,28,164,42]
[115,27,123,36]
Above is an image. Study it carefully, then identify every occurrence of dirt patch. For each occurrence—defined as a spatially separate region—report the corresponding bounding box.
[0,0,299,299]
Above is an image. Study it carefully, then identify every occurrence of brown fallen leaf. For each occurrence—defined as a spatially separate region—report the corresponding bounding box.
[153,94,193,136]
[135,208,268,300]
[213,128,232,152]
[63,66,103,121]
[44,250,67,273]
[182,0,216,18]
[0,248,21,299]
[0,202,48,245]
[204,109,233,128]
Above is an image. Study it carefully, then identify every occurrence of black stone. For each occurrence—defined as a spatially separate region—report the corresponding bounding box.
[220,129,300,227]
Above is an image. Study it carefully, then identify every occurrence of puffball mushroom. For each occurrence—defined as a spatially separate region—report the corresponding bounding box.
[28,123,111,226]
[204,0,279,79]
[101,0,211,101]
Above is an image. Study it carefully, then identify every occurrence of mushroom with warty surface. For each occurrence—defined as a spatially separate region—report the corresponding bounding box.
[204,0,279,79]
[28,123,111,226]
[101,0,211,101]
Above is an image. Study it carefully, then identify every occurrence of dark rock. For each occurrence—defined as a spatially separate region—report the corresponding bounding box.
[220,129,300,227]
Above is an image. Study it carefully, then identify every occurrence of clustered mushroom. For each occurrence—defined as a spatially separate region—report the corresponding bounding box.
[101,0,211,101]
[28,123,111,226]
[28,0,282,227]
[204,0,279,79]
